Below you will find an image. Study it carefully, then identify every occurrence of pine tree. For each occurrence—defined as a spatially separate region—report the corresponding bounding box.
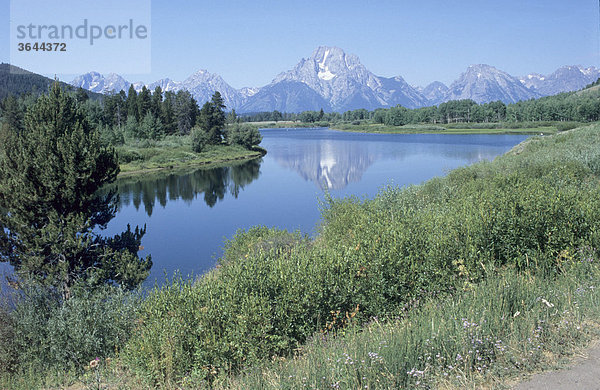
[0,83,151,298]
[161,91,177,135]
[137,86,151,120]
[75,87,89,104]
[151,86,163,118]
[198,91,226,144]
[0,95,24,133]
[126,85,139,122]
[173,90,197,135]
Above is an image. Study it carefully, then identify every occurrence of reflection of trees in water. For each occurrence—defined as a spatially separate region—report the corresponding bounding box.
[110,158,262,216]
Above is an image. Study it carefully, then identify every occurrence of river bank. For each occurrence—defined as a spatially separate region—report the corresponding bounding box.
[117,142,265,177]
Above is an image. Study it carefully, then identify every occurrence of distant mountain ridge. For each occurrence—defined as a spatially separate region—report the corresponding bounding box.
[67,47,600,112]
[0,63,102,100]
[445,64,541,104]
[519,65,600,96]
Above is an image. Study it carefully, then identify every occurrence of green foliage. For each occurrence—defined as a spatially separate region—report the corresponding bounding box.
[225,123,263,149]
[0,95,24,133]
[3,284,140,374]
[0,83,151,297]
[173,90,198,135]
[190,125,209,153]
[198,92,226,144]
[98,123,125,146]
[122,125,600,386]
[0,304,15,374]
[222,261,600,390]
[137,112,164,140]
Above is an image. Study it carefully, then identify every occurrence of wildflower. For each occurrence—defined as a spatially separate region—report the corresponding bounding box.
[541,298,554,308]
[513,311,521,318]
[89,357,100,369]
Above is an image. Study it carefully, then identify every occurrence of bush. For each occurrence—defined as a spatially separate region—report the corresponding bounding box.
[555,121,583,132]
[226,124,262,149]
[0,305,15,374]
[7,284,140,373]
[191,125,209,153]
[117,149,143,164]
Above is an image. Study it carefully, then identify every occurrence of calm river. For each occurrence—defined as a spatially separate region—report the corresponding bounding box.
[103,128,529,285]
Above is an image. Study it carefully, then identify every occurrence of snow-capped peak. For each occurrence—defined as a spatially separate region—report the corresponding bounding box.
[317,48,337,80]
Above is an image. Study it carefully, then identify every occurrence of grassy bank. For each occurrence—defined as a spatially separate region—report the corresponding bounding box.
[221,263,600,389]
[242,121,331,130]
[242,119,583,134]
[329,122,573,134]
[116,136,264,177]
[2,124,600,389]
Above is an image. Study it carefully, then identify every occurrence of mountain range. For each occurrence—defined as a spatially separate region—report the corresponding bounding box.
[69,46,600,113]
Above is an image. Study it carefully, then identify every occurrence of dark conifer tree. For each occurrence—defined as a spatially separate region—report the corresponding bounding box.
[198,91,226,144]
[126,84,139,122]
[0,83,151,298]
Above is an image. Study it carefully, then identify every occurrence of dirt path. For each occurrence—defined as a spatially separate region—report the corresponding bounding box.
[512,342,600,389]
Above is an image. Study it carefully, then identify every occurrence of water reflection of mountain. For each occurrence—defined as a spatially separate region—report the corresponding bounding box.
[267,136,507,190]
[271,140,377,190]
[110,159,262,216]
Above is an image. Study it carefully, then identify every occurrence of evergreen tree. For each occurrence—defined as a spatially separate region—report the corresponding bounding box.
[174,90,195,135]
[198,91,226,144]
[138,112,163,140]
[103,93,125,129]
[161,91,177,135]
[0,83,151,298]
[137,86,151,120]
[226,108,238,124]
[151,86,163,118]
[75,87,89,104]
[126,85,138,122]
[0,95,24,133]
[272,110,283,122]
[318,108,325,121]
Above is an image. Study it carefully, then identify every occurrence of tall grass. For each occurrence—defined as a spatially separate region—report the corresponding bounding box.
[221,261,600,389]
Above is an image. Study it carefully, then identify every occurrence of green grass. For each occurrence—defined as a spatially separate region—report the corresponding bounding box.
[14,260,600,390]
[242,121,332,130]
[330,122,560,134]
[220,262,600,390]
[240,119,585,135]
[116,136,263,176]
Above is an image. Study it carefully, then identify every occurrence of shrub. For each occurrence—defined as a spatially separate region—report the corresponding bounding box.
[226,124,262,149]
[191,125,209,153]
[117,149,143,164]
[555,121,583,132]
[0,305,15,374]
[8,283,140,373]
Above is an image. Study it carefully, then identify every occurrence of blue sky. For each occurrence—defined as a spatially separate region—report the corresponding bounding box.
[2,0,599,88]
